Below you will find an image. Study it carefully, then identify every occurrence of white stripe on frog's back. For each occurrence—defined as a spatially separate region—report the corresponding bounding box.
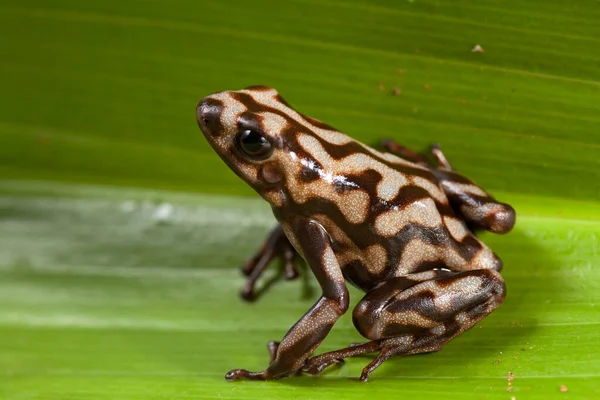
[240,88,353,146]
[297,134,409,202]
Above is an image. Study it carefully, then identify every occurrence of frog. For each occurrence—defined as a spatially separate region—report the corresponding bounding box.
[196,86,516,382]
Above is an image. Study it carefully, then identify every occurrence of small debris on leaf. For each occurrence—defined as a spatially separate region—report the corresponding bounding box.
[560,385,568,392]
[153,203,174,222]
[472,44,484,53]
[507,371,515,392]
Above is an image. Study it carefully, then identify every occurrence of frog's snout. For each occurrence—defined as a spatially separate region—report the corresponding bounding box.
[196,97,224,138]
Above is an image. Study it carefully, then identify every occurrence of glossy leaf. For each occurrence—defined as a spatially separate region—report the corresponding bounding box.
[0,0,599,399]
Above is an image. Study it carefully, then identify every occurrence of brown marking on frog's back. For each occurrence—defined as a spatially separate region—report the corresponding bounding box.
[332,169,382,194]
[316,138,439,186]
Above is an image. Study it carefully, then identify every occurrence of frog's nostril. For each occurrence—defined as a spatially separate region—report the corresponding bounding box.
[197,97,224,136]
[196,101,206,122]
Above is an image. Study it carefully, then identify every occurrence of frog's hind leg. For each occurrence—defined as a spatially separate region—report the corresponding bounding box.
[381,139,431,166]
[383,140,515,234]
[382,140,450,170]
[302,269,506,381]
[239,225,301,301]
[426,145,516,234]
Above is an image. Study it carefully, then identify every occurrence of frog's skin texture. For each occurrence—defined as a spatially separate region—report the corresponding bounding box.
[196,86,516,382]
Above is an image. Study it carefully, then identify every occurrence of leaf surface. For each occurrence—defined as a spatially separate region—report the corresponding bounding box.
[0,0,599,399]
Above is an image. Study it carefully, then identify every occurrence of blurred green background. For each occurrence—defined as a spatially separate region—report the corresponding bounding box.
[0,0,599,399]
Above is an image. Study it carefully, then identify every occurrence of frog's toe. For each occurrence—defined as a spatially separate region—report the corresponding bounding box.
[225,368,273,381]
[240,283,257,302]
[225,369,247,381]
[302,356,345,375]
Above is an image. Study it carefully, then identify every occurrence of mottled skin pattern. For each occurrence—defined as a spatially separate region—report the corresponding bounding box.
[196,86,516,382]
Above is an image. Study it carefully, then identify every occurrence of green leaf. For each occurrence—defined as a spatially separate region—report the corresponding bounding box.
[0,0,599,399]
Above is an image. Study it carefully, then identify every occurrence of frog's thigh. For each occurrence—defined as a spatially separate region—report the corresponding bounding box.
[353,269,505,347]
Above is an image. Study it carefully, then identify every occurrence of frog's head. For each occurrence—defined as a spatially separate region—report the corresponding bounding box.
[197,86,299,204]
[197,86,354,208]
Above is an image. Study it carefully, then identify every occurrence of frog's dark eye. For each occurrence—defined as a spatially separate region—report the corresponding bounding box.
[236,129,273,159]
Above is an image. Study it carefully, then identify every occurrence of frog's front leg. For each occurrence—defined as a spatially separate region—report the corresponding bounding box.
[239,225,301,301]
[303,269,505,381]
[226,219,349,381]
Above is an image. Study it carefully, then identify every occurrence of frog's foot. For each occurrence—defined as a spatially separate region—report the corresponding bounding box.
[301,356,345,375]
[301,341,380,376]
[240,225,301,301]
[225,369,274,381]
[428,144,453,170]
[357,338,450,382]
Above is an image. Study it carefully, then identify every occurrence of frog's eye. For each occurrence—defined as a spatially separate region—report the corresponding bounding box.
[235,129,273,159]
